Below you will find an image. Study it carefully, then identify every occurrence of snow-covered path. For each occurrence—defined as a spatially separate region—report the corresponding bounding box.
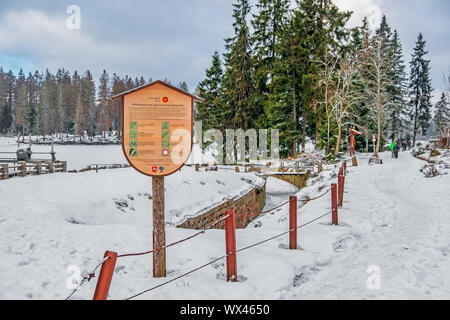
[290,151,450,299]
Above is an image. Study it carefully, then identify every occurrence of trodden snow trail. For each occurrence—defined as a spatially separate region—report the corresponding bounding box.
[286,151,450,300]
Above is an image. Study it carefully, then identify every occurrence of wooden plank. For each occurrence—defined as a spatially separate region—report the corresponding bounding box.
[152,176,166,278]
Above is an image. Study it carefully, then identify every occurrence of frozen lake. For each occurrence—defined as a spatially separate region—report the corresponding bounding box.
[0,137,216,170]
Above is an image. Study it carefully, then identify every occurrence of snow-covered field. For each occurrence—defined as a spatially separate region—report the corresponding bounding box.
[0,137,449,300]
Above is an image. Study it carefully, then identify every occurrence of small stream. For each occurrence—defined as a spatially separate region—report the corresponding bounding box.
[262,177,299,212]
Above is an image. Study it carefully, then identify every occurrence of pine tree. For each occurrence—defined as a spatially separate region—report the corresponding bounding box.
[292,0,351,154]
[196,51,225,131]
[408,33,433,146]
[434,92,449,135]
[14,69,27,135]
[111,74,126,137]
[25,71,41,135]
[178,81,189,92]
[37,70,57,138]
[222,0,254,130]
[81,71,97,138]
[359,16,396,156]
[251,0,290,129]
[98,70,112,137]
[387,30,408,140]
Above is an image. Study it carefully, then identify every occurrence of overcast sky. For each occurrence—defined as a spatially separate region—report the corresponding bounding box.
[0,0,448,100]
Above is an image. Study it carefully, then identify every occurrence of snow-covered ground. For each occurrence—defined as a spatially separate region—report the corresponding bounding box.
[0,142,449,300]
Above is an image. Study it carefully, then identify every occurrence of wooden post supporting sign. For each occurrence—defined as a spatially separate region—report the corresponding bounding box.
[152,175,166,277]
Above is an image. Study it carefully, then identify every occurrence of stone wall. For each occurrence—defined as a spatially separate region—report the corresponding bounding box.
[177,183,266,230]
[268,172,309,189]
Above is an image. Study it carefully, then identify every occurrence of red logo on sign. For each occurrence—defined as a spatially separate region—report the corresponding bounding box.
[152,166,158,173]
[162,149,169,157]
[162,97,169,103]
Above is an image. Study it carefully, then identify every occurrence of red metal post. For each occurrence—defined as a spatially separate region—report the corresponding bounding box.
[331,183,338,225]
[289,196,297,249]
[341,167,346,206]
[342,161,347,175]
[93,251,118,300]
[225,210,237,282]
[338,167,344,207]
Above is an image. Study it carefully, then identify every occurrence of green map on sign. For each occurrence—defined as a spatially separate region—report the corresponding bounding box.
[161,121,170,130]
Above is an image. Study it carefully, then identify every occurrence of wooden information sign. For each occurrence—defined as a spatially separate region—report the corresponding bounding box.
[113,80,202,278]
[117,80,201,176]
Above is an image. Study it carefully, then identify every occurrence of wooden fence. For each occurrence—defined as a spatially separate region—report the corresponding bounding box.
[0,161,67,180]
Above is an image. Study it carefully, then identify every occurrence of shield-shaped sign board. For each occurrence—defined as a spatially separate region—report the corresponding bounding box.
[113,80,203,177]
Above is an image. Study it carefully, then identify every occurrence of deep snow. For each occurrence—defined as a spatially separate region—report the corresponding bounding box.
[0,144,449,300]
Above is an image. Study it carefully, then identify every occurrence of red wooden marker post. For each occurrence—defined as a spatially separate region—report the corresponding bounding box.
[289,196,297,249]
[341,165,346,206]
[331,183,338,225]
[225,210,237,282]
[338,168,344,207]
[93,251,118,300]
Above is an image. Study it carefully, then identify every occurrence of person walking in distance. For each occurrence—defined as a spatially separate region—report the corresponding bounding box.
[390,141,396,158]
[393,141,400,159]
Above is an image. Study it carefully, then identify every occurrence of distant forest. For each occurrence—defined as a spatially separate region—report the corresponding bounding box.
[0,67,188,139]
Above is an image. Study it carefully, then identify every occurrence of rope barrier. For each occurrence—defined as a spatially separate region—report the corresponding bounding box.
[117,214,230,258]
[259,200,289,214]
[124,255,228,300]
[124,209,333,300]
[65,256,110,300]
[87,159,348,300]
[257,188,331,216]
[297,188,331,203]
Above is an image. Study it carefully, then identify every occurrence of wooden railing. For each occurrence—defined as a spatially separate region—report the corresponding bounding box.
[0,161,67,180]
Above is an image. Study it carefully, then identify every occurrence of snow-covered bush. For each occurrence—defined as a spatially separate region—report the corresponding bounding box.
[420,164,447,178]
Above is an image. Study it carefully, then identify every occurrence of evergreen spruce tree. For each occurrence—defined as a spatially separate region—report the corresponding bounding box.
[222,0,254,130]
[81,71,97,138]
[408,33,433,146]
[37,70,56,138]
[13,69,27,135]
[387,30,408,140]
[196,51,225,131]
[293,0,351,154]
[434,92,449,135]
[251,0,290,129]
[98,70,112,137]
[111,73,126,138]
[178,81,189,92]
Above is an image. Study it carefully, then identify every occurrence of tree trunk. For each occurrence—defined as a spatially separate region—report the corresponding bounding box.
[292,82,297,156]
[302,108,306,152]
[334,121,342,156]
[326,115,331,153]
[375,79,382,157]
[412,103,418,147]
